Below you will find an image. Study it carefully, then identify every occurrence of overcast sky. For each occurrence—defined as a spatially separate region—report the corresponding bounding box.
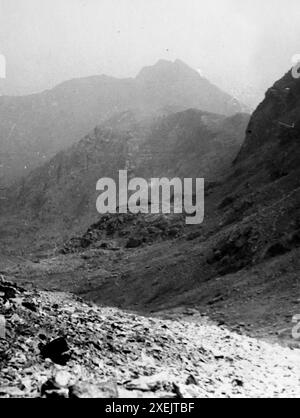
[0,0,299,107]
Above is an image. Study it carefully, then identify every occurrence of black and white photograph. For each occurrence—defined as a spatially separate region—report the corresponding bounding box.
[0,0,300,402]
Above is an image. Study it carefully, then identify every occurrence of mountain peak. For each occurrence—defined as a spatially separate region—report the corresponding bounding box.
[136,59,201,84]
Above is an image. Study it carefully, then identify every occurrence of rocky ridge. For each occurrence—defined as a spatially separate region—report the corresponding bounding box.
[0,59,246,186]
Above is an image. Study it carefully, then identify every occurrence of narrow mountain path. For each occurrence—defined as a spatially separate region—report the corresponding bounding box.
[1,277,300,398]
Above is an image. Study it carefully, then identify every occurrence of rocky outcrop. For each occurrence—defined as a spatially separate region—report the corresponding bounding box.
[234,69,300,187]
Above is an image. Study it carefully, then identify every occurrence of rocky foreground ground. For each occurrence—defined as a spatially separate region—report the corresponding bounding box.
[0,275,300,398]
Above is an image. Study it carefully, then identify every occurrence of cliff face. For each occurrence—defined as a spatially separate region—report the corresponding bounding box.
[235,69,300,187]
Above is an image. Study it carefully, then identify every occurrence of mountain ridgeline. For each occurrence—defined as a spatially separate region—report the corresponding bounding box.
[0,59,246,186]
[3,109,249,229]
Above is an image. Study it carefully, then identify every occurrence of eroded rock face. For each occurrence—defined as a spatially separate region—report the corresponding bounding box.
[1,277,300,398]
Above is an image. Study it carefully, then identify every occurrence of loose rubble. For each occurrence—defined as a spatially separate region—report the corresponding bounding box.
[0,276,300,398]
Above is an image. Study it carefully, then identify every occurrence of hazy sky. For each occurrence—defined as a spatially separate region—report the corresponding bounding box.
[0,0,300,107]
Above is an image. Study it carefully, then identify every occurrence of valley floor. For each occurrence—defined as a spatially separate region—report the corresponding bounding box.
[0,280,300,398]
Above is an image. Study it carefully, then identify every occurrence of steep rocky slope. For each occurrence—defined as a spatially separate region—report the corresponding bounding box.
[236,69,300,178]
[0,59,246,186]
[1,276,299,398]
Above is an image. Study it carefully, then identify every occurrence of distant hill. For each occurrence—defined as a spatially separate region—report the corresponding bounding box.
[0,59,246,186]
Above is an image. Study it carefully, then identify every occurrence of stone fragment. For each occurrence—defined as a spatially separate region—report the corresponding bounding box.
[69,381,118,398]
[40,337,70,365]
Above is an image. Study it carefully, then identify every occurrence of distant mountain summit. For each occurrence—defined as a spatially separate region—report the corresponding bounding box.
[136,59,201,84]
[135,59,244,116]
[0,60,246,186]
